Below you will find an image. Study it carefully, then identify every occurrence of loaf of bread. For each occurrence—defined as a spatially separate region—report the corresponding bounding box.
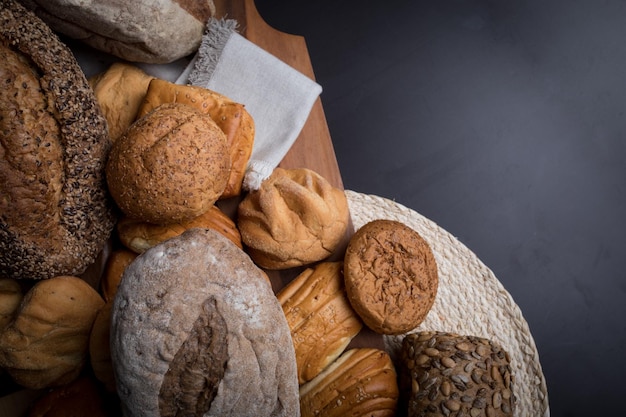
[110,228,300,417]
[116,205,242,254]
[138,79,255,198]
[277,262,363,384]
[27,375,112,417]
[237,167,350,269]
[0,276,105,389]
[299,348,399,417]
[0,278,22,329]
[0,0,116,280]
[17,0,214,63]
[89,62,155,142]
[100,248,137,303]
[399,332,515,417]
[105,103,231,224]
[344,219,439,334]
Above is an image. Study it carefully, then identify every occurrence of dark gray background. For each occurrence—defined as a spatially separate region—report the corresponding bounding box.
[256,1,626,416]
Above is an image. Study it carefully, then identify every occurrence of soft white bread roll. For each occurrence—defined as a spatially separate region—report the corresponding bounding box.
[110,228,300,417]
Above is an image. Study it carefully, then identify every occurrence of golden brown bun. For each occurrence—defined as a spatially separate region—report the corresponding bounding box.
[400,332,515,417]
[89,300,115,392]
[138,79,255,198]
[344,219,438,335]
[105,103,231,224]
[277,262,362,384]
[0,0,115,280]
[299,348,399,417]
[27,375,111,417]
[237,167,350,270]
[0,276,105,389]
[100,248,137,303]
[117,205,242,254]
[89,62,154,142]
[0,278,23,329]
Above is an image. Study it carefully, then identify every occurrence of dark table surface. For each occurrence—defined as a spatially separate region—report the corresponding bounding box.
[256,1,626,416]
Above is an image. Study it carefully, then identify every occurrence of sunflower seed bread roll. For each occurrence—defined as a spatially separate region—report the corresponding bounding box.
[110,228,300,417]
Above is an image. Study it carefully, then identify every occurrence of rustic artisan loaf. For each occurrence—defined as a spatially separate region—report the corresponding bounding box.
[138,79,255,198]
[106,103,231,224]
[277,262,363,384]
[0,276,105,389]
[17,0,214,63]
[344,219,439,335]
[110,228,300,417]
[0,0,116,280]
[399,331,515,417]
[237,167,350,269]
[117,205,242,254]
[299,348,399,417]
[89,62,155,142]
[89,300,116,392]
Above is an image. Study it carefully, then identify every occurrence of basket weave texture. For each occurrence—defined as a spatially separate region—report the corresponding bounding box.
[346,190,550,417]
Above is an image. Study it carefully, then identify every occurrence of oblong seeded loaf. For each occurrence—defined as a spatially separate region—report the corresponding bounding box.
[0,0,115,280]
[110,228,300,417]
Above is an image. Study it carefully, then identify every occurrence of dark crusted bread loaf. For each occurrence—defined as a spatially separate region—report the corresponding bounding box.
[110,228,300,417]
[0,0,115,280]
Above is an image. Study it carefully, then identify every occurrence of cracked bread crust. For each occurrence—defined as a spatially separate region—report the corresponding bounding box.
[0,0,115,280]
[110,228,300,417]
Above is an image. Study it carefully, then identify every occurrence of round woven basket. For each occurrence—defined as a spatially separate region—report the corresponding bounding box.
[346,190,550,417]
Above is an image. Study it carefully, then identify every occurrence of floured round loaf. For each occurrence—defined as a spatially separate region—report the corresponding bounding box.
[0,0,116,280]
[110,228,300,417]
[17,0,214,64]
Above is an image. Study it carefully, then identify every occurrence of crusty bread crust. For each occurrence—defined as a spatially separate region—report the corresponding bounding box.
[0,0,116,280]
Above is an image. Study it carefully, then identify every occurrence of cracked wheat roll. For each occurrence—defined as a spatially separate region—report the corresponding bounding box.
[110,228,300,417]
[0,0,116,280]
[237,167,350,270]
[105,103,231,224]
[344,219,438,335]
[399,332,515,417]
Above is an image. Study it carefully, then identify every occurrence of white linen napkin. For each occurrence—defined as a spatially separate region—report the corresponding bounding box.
[176,18,322,191]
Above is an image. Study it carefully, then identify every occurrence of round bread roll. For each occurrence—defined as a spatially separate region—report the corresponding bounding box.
[89,62,155,142]
[399,332,515,417]
[89,300,116,392]
[117,204,242,254]
[299,348,399,417]
[237,167,350,270]
[277,262,363,384]
[110,228,300,417]
[0,276,105,389]
[0,0,116,280]
[344,219,438,335]
[106,103,231,224]
[18,0,214,64]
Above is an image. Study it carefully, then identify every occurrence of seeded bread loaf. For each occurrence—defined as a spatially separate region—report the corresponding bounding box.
[400,332,515,417]
[138,79,255,198]
[0,0,116,280]
[17,0,215,64]
[105,103,231,224]
[110,228,300,417]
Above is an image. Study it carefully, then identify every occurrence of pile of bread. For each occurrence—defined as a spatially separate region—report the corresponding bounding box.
[0,1,516,416]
